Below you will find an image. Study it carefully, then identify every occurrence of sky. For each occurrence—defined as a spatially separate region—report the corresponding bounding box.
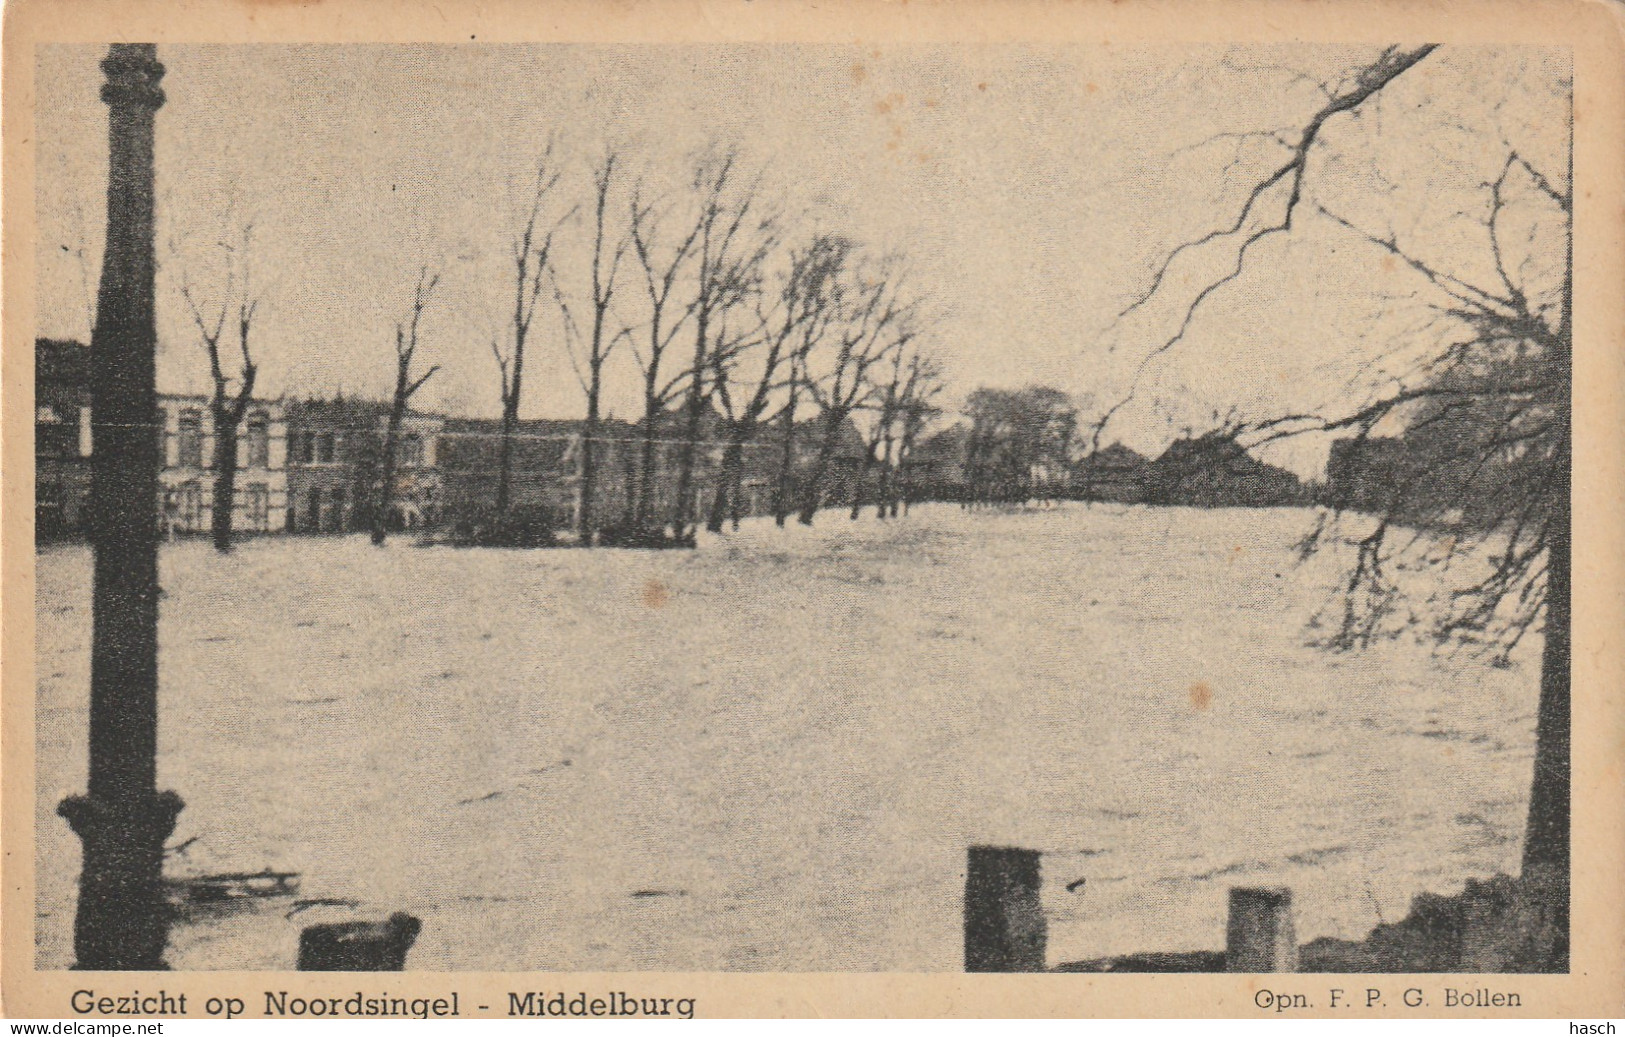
[35,43,1569,476]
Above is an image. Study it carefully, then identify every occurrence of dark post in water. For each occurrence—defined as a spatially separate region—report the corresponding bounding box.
[1226,886,1299,973]
[964,845,1047,972]
[56,43,184,971]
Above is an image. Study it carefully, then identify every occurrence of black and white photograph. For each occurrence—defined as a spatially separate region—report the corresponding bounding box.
[7,0,1622,1013]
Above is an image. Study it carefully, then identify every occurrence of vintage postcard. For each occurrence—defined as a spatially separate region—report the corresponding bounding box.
[3,0,1623,1020]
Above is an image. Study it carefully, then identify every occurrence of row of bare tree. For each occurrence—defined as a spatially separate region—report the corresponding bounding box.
[172,144,948,553]
[398,144,947,548]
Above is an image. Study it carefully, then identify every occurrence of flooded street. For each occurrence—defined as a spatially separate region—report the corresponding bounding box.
[35,503,1539,970]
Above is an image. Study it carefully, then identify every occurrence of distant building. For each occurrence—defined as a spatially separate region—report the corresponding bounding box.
[35,337,900,545]
[1143,432,1308,508]
[431,409,874,536]
[35,338,290,539]
[284,398,445,534]
[909,424,971,500]
[157,394,290,535]
[437,417,584,530]
[1326,436,1412,513]
[1072,442,1151,503]
[36,339,94,539]
[610,409,716,531]
[386,411,447,531]
[779,416,869,512]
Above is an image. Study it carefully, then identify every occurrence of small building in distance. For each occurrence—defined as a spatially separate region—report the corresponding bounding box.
[158,393,290,535]
[908,424,971,502]
[1143,431,1308,508]
[1325,436,1413,514]
[437,417,584,532]
[36,339,94,540]
[35,338,291,539]
[284,398,381,533]
[284,398,445,534]
[780,416,870,513]
[1071,442,1151,503]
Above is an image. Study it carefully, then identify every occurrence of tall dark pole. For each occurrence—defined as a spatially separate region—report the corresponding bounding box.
[57,43,183,971]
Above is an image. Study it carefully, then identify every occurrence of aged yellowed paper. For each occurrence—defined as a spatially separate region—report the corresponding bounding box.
[4,0,1623,1019]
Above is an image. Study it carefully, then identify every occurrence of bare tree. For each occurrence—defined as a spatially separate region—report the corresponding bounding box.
[625,180,703,540]
[669,151,774,542]
[772,346,808,528]
[492,148,569,521]
[797,254,915,525]
[372,267,441,546]
[880,351,944,518]
[706,232,846,533]
[551,152,632,545]
[1112,45,1571,962]
[772,236,855,527]
[177,225,259,554]
[850,346,904,521]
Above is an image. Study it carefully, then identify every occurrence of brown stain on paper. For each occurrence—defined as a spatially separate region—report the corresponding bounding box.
[642,579,669,609]
[1189,681,1213,710]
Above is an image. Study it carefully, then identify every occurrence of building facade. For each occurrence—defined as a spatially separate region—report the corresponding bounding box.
[35,337,891,546]
[284,398,446,534]
[1072,442,1152,503]
[157,394,290,536]
[437,417,582,530]
[36,338,290,539]
[1142,432,1308,508]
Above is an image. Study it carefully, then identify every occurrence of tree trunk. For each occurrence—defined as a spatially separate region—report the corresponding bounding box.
[671,316,709,540]
[209,403,241,552]
[578,368,602,545]
[875,434,895,520]
[1523,112,1572,958]
[707,435,745,534]
[729,441,746,531]
[372,400,405,546]
[635,406,659,533]
[894,423,921,518]
[1522,448,1569,917]
[774,389,798,528]
[850,444,876,520]
[495,400,517,519]
[797,412,843,525]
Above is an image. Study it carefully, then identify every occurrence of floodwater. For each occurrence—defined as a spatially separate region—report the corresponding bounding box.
[34,503,1538,970]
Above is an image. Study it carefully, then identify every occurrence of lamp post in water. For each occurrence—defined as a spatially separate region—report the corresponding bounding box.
[56,43,183,971]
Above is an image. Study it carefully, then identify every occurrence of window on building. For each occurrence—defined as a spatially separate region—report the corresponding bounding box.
[246,413,270,468]
[178,482,204,530]
[316,432,335,465]
[177,410,203,469]
[400,432,424,467]
[244,483,270,532]
[35,403,75,458]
